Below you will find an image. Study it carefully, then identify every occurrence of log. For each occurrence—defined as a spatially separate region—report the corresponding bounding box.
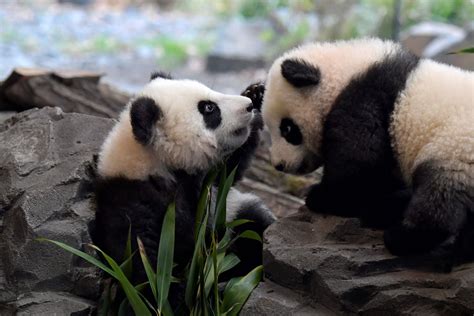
[0,68,129,118]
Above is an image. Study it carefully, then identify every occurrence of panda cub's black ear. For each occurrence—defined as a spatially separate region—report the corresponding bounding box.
[130,97,162,145]
[281,58,320,87]
[150,71,172,81]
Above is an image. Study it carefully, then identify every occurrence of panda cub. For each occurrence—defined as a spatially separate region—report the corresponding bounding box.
[249,38,473,261]
[93,72,275,301]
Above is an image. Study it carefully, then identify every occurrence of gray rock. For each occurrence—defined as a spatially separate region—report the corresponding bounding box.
[254,208,474,315]
[242,280,334,316]
[0,107,114,314]
[13,292,95,316]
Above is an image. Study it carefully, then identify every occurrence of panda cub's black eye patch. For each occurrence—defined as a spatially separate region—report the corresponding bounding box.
[198,100,221,130]
[280,118,302,145]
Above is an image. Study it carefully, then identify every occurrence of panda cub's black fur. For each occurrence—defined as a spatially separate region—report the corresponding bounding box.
[93,73,275,309]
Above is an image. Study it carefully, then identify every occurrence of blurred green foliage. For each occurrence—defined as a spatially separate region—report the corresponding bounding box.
[175,0,473,60]
[6,0,469,69]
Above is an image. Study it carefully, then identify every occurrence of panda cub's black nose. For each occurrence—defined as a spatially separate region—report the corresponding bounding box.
[275,164,284,171]
[246,103,254,112]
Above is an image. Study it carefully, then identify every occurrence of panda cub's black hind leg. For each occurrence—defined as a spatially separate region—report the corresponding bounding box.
[384,161,472,260]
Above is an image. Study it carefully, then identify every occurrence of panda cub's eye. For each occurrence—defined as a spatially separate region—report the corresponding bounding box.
[280,118,303,145]
[198,100,218,115]
[204,103,216,114]
[198,100,221,130]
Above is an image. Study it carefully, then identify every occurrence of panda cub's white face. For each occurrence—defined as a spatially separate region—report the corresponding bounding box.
[140,78,253,161]
[98,76,254,180]
[263,39,393,174]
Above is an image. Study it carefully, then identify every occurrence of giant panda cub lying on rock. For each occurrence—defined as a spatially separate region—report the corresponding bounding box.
[245,38,473,264]
[93,72,275,306]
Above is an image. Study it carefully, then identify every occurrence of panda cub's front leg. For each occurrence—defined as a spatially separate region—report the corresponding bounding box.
[220,187,275,277]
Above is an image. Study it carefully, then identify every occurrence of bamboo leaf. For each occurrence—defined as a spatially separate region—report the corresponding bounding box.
[217,229,233,252]
[447,47,474,54]
[117,299,129,316]
[238,230,262,243]
[37,238,117,278]
[219,253,240,274]
[213,166,238,233]
[119,250,137,279]
[137,237,158,301]
[156,202,176,312]
[203,251,224,296]
[212,234,220,315]
[122,223,133,278]
[221,265,263,316]
[185,212,208,308]
[117,281,154,316]
[97,279,113,316]
[216,164,227,205]
[226,219,253,228]
[162,299,175,316]
[195,168,218,241]
[90,245,151,316]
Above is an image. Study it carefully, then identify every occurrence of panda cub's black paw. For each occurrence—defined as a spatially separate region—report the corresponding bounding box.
[241,82,265,111]
[384,225,448,256]
[305,183,331,213]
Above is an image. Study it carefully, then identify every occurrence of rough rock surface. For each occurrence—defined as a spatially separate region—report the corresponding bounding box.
[243,208,474,315]
[0,107,114,315]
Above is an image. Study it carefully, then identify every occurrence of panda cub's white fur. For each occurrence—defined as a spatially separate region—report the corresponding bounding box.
[390,59,474,185]
[94,73,275,309]
[249,37,473,264]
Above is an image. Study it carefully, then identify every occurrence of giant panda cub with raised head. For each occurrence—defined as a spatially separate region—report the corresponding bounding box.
[248,38,473,263]
[93,72,275,303]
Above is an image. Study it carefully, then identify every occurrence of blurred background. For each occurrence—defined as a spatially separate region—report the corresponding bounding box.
[1,0,473,94]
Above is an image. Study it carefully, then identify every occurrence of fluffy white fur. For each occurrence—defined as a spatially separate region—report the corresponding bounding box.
[263,38,396,171]
[98,78,252,181]
[209,187,274,222]
[390,59,474,185]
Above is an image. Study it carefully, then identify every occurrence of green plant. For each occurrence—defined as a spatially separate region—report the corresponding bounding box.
[447,47,474,55]
[38,165,262,315]
[185,166,262,316]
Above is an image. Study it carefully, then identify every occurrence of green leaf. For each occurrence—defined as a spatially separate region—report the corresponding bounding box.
[216,163,227,204]
[162,299,175,316]
[226,219,253,228]
[185,212,208,308]
[119,250,137,280]
[97,280,112,316]
[213,166,238,232]
[219,253,240,274]
[156,202,176,312]
[217,229,233,253]
[195,168,218,240]
[221,265,263,316]
[137,237,158,301]
[90,245,151,316]
[117,281,155,316]
[447,47,474,54]
[36,238,117,278]
[122,223,133,278]
[203,251,224,296]
[238,230,262,243]
[203,252,241,296]
[117,298,129,316]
